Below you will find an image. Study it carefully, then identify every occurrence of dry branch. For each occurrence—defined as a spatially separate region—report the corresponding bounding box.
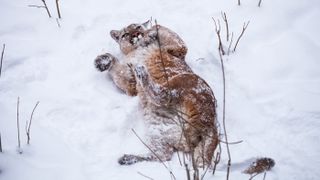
[56,18,61,28]
[184,163,191,180]
[137,171,154,180]
[212,18,225,55]
[55,0,61,19]
[221,12,230,42]
[0,132,2,152]
[233,21,250,52]
[227,32,234,55]
[29,0,51,18]
[213,18,231,180]
[41,0,52,18]
[263,172,267,180]
[220,139,243,145]
[26,101,40,145]
[28,5,45,8]
[238,0,241,6]
[154,20,172,103]
[0,44,5,77]
[16,97,22,154]
[249,173,259,180]
[258,0,263,7]
[212,142,222,175]
[131,129,176,180]
[200,165,210,180]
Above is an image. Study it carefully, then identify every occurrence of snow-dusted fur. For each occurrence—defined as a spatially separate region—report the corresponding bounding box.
[95,22,219,166]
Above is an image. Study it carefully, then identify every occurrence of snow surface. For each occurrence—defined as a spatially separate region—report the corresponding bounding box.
[1,0,320,179]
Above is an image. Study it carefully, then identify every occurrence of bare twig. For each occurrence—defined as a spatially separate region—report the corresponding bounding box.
[56,18,61,28]
[212,142,222,175]
[149,17,153,26]
[213,18,232,180]
[131,129,176,180]
[258,0,263,7]
[16,97,22,154]
[26,101,40,145]
[184,163,191,180]
[137,171,154,180]
[220,46,231,180]
[154,20,172,103]
[227,33,234,55]
[238,0,241,6]
[41,0,51,18]
[221,12,230,41]
[0,44,5,77]
[176,150,183,166]
[0,132,2,153]
[29,0,51,18]
[233,21,250,52]
[212,18,225,55]
[220,139,243,145]
[249,173,259,180]
[200,165,210,180]
[28,5,45,8]
[263,171,267,180]
[55,0,61,19]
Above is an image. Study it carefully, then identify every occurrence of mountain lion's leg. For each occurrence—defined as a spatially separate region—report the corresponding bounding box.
[94,53,137,96]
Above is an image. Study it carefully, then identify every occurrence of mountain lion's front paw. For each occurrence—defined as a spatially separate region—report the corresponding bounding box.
[94,53,116,72]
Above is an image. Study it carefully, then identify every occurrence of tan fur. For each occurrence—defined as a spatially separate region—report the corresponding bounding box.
[95,22,219,166]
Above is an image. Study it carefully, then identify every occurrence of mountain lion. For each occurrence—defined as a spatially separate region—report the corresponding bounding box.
[94,21,219,166]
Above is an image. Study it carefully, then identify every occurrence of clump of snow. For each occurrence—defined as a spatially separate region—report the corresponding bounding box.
[1,0,320,180]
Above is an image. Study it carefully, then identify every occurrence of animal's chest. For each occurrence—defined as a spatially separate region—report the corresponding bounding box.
[125,48,192,86]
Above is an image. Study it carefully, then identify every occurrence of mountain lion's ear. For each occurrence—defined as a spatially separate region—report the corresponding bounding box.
[110,30,120,42]
[142,20,151,29]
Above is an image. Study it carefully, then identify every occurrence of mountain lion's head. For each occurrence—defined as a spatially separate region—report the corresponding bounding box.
[110,21,153,54]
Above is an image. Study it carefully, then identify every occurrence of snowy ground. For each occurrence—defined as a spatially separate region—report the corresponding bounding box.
[1,0,320,179]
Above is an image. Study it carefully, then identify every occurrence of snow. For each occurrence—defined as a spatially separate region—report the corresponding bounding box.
[1,0,320,179]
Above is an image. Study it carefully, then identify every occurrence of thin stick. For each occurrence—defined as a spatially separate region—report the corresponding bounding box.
[212,152,220,175]
[233,21,250,52]
[56,18,61,28]
[221,12,230,42]
[55,0,61,19]
[41,0,52,18]
[0,44,5,77]
[176,150,183,166]
[154,20,172,103]
[212,143,221,175]
[137,171,154,180]
[16,97,22,154]
[213,18,231,180]
[26,101,40,145]
[0,132,2,152]
[212,18,225,55]
[131,129,176,180]
[249,173,259,180]
[28,5,45,8]
[258,0,263,7]
[220,139,243,145]
[227,32,234,55]
[184,163,191,180]
[238,0,241,6]
[263,171,267,180]
[220,46,231,180]
[200,165,210,180]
